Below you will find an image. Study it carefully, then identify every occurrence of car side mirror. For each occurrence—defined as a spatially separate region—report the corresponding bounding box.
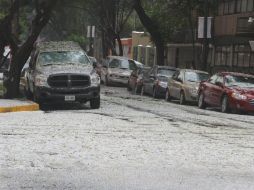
[177,78,183,83]
[215,81,223,87]
[92,62,97,69]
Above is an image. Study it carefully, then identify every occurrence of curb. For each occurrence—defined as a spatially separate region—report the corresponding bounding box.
[0,103,39,113]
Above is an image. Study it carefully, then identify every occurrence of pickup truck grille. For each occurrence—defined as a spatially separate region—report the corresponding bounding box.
[48,74,90,88]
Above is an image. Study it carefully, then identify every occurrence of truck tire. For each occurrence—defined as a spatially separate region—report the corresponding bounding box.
[90,96,100,109]
[24,81,33,100]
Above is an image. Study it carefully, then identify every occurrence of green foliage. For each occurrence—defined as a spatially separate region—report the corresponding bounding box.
[139,0,217,44]
[141,0,188,43]
[66,34,88,46]
[0,0,11,19]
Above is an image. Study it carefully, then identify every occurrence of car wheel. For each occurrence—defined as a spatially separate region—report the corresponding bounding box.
[221,95,230,113]
[24,84,32,100]
[141,86,144,96]
[90,96,100,109]
[134,84,141,95]
[165,89,171,102]
[231,108,241,114]
[153,87,158,99]
[105,76,110,86]
[179,91,186,105]
[33,89,42,107]
[127,81,131,91]
[198,92,206,109]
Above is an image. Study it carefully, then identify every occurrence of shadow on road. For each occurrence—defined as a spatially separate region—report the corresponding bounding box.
[40,102,90,112]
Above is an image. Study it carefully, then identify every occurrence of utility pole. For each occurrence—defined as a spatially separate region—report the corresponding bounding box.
[202,0,209,71]
[87,26,95,56]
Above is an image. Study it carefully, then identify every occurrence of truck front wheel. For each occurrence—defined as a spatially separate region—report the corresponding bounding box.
[90,96,100,109]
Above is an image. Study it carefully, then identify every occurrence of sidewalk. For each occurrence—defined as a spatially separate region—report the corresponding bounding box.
[0,99,39,113]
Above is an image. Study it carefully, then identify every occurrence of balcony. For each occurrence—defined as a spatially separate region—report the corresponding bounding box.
[236,17,254,35]
[214,13,254,37]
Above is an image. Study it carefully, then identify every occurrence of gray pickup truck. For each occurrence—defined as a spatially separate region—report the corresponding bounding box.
[25,41,101,109]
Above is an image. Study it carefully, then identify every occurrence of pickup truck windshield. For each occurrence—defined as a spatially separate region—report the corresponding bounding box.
[38,51,90,66]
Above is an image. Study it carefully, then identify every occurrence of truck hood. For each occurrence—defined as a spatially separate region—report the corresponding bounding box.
[37,64,93,76]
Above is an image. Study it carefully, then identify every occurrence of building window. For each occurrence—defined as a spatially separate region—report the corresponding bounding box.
[224,1,230,14]
[215,46,231,66]
[248,0,254,11]
[236,0,254,13]
[237,0,242,12]
[218,3,224,15]
[218,0,254,14]
[241,0,248,12]
[233,45,253,68]
[223,0,236,15]
[229,1,235,13]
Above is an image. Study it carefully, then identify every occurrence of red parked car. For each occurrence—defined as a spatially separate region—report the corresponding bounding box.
[198,72,254,113]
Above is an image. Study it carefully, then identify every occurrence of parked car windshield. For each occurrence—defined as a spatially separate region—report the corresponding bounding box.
[185,72,209,82]
[109,59,130,69]
[158,69,176,77]
[158,75,169,82]
[38,51,91,66]
[225,75,254,88]
[139,67,151,75]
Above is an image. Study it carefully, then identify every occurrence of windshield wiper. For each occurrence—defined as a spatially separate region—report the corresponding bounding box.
[187,80,197,82]
[227,84,239,87]
[42,63,59,66]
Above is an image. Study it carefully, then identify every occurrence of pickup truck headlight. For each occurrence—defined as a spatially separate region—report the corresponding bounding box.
[91,74,100,87]
[232,92,247,100]
[35,75,48,86]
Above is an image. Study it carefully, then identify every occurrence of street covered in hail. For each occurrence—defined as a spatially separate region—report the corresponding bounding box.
[0,86,254,190]
[1,0,254,189]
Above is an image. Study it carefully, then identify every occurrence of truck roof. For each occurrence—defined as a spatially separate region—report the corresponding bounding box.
[36,41,83,52]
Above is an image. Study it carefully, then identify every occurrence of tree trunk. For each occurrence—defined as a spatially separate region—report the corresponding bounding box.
[188,15,196,69]
[101,30,109,58]
[154,38,164,66]
[134,0,165,65]
[187,0,196,69]
[5,0,58,98]
[116,34,123,56]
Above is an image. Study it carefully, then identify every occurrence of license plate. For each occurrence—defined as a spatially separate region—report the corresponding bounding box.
[65,95,75,101]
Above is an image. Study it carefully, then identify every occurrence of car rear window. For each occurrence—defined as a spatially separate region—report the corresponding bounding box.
[157,69,176,77]
[185,72,209,82]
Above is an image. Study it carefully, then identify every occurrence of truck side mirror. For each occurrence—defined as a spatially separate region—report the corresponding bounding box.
[92,62,97,69]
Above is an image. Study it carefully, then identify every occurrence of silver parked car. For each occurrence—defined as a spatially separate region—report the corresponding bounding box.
[166,69,209,104]
[101,56,143,86]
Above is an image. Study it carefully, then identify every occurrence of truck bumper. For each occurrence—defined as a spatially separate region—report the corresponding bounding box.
[34,86,100,103]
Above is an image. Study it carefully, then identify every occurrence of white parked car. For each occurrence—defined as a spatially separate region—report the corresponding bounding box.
[101,56,143,86]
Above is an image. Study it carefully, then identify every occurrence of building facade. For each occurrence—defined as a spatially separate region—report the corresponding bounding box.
[212,0,254,74]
